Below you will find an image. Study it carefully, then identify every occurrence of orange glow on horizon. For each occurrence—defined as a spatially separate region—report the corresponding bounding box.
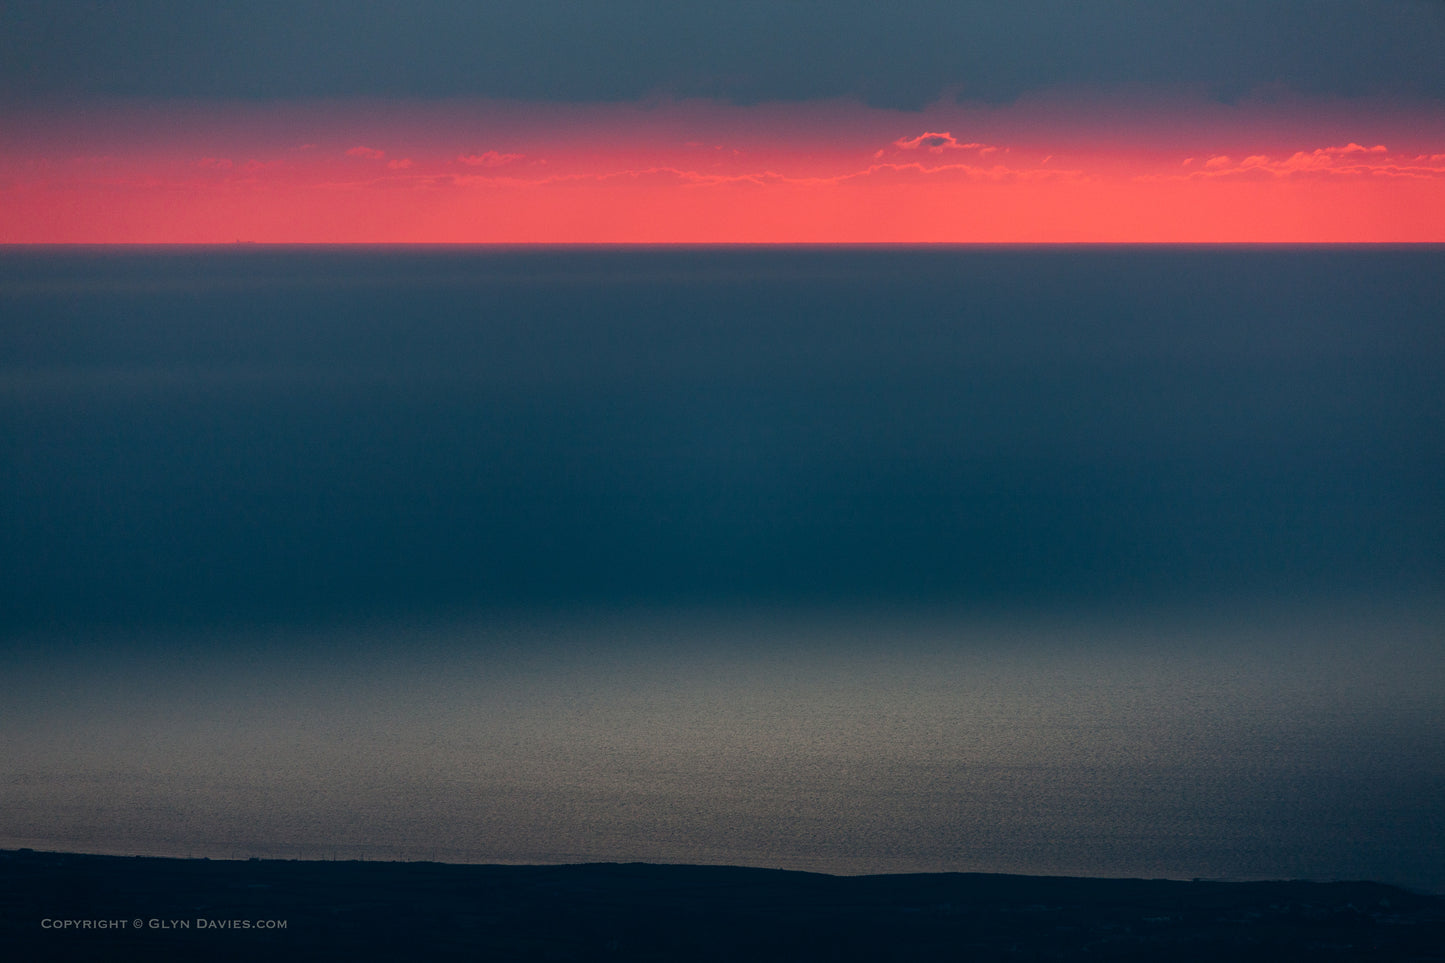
[3,96,1443,243]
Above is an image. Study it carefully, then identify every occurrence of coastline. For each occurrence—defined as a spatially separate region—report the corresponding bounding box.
[4,848,1442,961]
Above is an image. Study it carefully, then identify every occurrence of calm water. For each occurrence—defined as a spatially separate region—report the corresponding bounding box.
[2,246,1443,889]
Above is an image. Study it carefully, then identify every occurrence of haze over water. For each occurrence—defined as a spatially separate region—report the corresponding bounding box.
[2,246,1442,891]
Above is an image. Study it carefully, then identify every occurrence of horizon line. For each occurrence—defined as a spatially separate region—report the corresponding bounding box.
[5,240,1445,248]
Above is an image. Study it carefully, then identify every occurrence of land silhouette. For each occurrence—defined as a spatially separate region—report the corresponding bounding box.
[4,849,1442,961]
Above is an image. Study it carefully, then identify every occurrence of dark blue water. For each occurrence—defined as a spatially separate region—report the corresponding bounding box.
[4,246,1442,626]
[2,246,1443,889]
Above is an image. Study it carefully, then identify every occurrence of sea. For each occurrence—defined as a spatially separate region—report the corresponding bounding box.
[2,245,1442,891]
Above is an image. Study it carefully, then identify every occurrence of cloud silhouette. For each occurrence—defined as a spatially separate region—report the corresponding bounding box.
[346,146,386,160]
[892,132,995,154]
[1167,143,1445,181]
[458,151,524,167]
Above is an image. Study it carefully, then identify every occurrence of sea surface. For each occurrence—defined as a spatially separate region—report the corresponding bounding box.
[2,246,1443,890]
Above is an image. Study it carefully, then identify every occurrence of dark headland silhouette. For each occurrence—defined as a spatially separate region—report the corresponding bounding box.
[3,849,1442,961]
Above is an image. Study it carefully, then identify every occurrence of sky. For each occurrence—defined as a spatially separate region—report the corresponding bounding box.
[2,0,1445,242]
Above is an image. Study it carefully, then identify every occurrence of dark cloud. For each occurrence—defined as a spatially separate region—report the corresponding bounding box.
[893,132,996,152]
[895,132,961,151]
[1,0,1443,108]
